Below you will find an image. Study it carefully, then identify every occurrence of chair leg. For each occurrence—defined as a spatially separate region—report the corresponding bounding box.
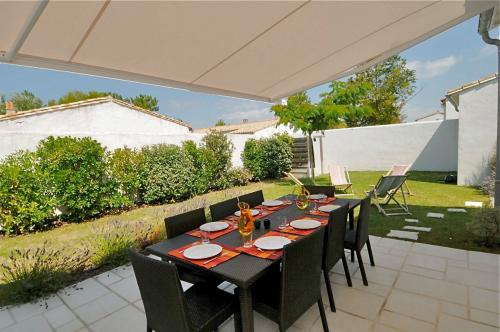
[317,298,330,332]
[147,328,152,332]
[233,308,242,332]
[366,239,375,266]
[341,253,352,287]
[356,250,368,286]
[351,249,355,262]
[323,270,336,312]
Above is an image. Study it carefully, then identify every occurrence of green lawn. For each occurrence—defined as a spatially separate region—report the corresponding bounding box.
[0,171,496,261]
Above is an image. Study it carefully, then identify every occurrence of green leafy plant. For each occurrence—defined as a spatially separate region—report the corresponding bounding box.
[0,151,54,234]
[0,242,89,305]
[467,208,500,247]
[182,140,210,195]
[227,167,252,186]
[481,152,495,196]
[36,136,120,221]
[140,144,195,203]
[201,130,234,190]
[242,133,293,180]
[108,147,144,207]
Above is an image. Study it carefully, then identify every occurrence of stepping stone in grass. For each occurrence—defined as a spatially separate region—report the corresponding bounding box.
[403,226,431,232]
[405,218,419,223]
[447,208,467,213]
[387,230,419,241]
[465,201,483,208]
[427,212,444,219]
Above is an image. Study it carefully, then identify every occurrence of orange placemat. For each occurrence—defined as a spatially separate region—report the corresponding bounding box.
[186,224,237,240]
[309,210,330,217]
[309,196,336,204]
[275,217,328,236]
[168,243,240,269]
[236,231,300,261]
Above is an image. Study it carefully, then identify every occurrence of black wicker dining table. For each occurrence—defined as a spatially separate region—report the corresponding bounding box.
[146,195,362,332]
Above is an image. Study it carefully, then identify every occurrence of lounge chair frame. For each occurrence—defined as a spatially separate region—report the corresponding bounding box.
[370,175,411,216]
[386,164,413,195]
[328,165,354,196]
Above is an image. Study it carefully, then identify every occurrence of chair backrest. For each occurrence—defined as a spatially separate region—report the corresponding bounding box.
[284,172,304,186]
[355,196,371,251]
[304,185,336,197]
[373,175,407,196]
[329,165,349,186]
[280,227,325,329]
[128,249,191,332]
[164,207,206,238]
[387,164,410,176]
[323,204,349,271]
[238,190,264,208]
[209,198,239,221]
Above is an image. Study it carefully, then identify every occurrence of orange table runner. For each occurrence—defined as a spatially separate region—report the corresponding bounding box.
[168,242,240,269]
[275,217,328,236]
[236,231,300,261]
[186,224,237,240]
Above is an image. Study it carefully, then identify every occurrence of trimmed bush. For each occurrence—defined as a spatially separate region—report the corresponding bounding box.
[242,133,293,180]
[467,208,500,247]
[108,147,144,207]
[0,151,54,234]
[182,140,210,195]
[201,130,234,190]
[227,167,252,186]
[140,144,195,203]
[36,136,120,221]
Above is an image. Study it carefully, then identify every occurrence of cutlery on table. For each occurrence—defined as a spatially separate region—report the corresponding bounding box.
[203,252,228,265]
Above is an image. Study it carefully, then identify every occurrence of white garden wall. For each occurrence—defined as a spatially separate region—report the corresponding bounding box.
[312,120,459,174]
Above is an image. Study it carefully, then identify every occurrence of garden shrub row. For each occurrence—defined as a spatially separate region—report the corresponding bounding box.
[0,131,252,235]
[242,133,294,180]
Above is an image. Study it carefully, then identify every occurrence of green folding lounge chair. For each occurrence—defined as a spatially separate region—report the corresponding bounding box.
[369,175,411,216]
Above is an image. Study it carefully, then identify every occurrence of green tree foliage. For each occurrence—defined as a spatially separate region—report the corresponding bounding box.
[349,55,416,124]
[0,94,6,115]
[215,119,226,126]
[11,90,43,111]
[242,133,293,180]
[107,147,144,207]
[48,90,160,112]
[201,130,234,190]
[36,137,119,221]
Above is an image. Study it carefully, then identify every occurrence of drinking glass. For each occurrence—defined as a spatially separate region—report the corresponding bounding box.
[309,202,318,214]
[238,202,254,248]
[278,216,289,229]
[200,229,210,244]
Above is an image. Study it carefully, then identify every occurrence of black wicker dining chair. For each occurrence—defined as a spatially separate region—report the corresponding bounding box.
[129,249,241,332]
[322,204,351,312]
[164,208,220,286]
[209,198,239,221]
[238,190,264,208]
[304,185,336,197]
[344,196,375,286]
[250,228,329,332]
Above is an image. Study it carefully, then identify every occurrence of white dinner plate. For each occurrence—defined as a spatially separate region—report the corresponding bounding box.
[183,244,222,260]
[318,204,342,213]
[234,209,260,217]
[310,194,327,200]
[290,219,322,230]
[254,236,291,250]
[262,200,283,207]
[200,221,229,232]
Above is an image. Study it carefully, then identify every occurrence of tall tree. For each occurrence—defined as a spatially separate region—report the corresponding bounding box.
[128,94,159,112]
[215,119,226,126]
[0,94,5,115]
[351,55,416,124]
[11,90,44,111]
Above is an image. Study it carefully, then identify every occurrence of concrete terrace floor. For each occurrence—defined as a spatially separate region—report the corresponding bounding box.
[0,236,498,332]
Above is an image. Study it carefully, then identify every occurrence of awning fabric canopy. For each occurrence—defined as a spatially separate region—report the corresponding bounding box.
[0,1,497,102]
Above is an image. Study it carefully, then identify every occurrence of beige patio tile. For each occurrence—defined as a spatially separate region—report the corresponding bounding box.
[368,235,382,245]
[253,312,278,332]
[328,283,385,320]
[469,251,500,267]
[74,293,127,324]
[469,287,500,313]
[470,308,500,328]
[43,304,76,328]
[1,315,53,332]
[411,243,467,261]
[58,278,109,309]
[133,300,145,313]
[378,310,435,332]
[388,248,409,257]
[292,304,321,330]
[402,264,444,280]
[329,273,392,298]
[354,264,398,287]
[331,257,359,276]
[55,319,85,332]
[94,271,122,286]
[373,323,401,332]
[469,262,500,273]
[437,314,498,332]
[446,266,499,291]
[108,276,141,302]
[385,289,439,323]
[405,253,446,272]
[310,310,373,332]
[440,301,467,319]
[89,305,146,332]
[110,264,134,279]
[10,295,63,322]
[0,309,14,330]
[395,272,467,304]
[447,259,468,268]
[377,237,413,251]
[364,252,405,271]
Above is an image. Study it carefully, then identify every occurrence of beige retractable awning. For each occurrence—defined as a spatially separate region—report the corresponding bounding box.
[0,1,497,102]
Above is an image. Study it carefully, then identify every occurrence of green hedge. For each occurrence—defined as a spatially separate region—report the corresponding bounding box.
[242,133,293,180]
[0,132,252,235]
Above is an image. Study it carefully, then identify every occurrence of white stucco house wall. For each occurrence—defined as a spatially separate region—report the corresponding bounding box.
[194,119,301,138]
[444,73,498,186]
[0,96,192,157]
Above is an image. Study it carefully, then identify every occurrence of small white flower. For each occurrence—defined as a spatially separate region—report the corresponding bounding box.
[54,207,63,217]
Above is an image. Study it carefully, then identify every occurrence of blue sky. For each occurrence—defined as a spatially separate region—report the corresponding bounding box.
[0,15,497,128]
